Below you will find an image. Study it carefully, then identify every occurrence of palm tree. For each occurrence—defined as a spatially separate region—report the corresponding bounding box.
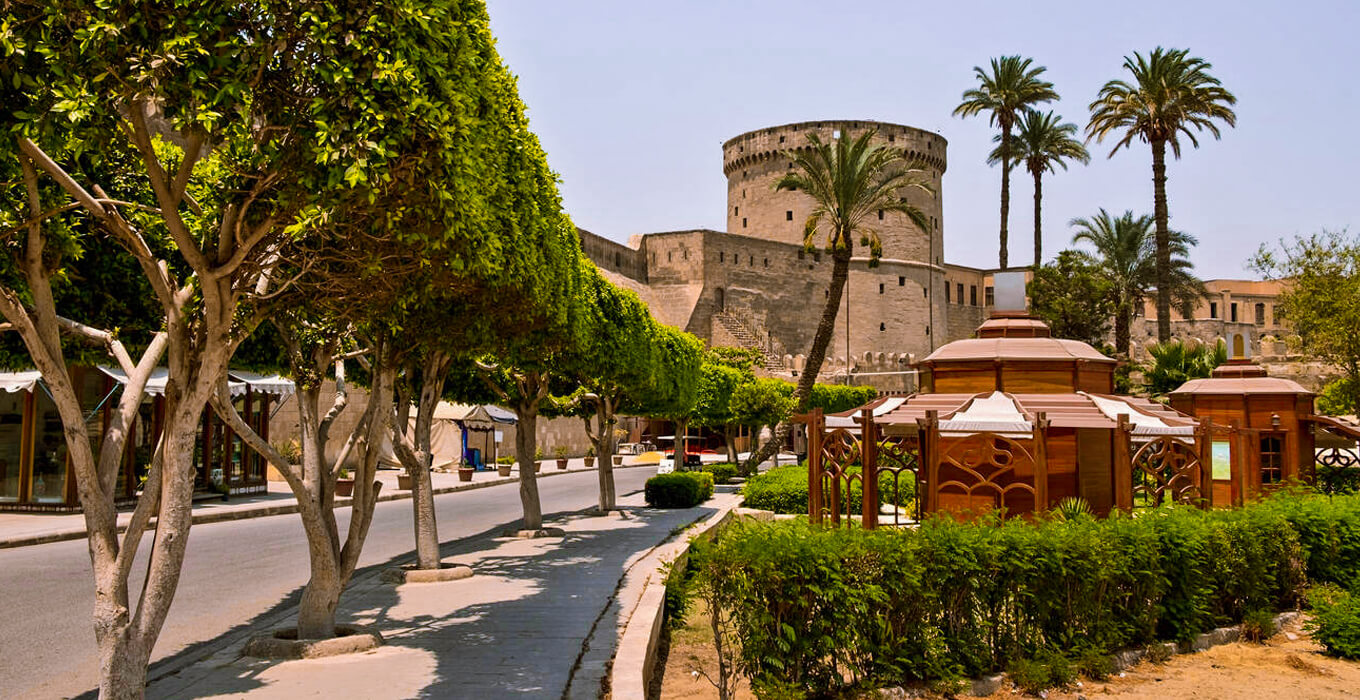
[1070,209,1205,356]
[1087,47,1237,343]
[989,109,1089,267]
[954,55,1059,268]
[1144,338,1227,395]
[743,131,931,470]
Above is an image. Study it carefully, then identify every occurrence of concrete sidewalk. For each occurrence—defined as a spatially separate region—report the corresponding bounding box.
[0,458,656,550]
[146,490,740,700]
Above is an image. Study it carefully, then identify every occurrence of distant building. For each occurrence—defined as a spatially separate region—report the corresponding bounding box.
[1132,279,1291,360]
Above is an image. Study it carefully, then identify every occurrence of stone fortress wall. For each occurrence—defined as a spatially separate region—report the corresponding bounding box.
[584,119,999,394]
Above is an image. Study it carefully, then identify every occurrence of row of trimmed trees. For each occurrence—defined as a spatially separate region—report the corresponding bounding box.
[0,2,703,698]
[956,49,1237,346]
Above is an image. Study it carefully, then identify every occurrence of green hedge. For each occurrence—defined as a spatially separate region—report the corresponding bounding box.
[741,463,916,515]
[645,472,714,509]
[700,462,739,485]
[691,492,1360,695]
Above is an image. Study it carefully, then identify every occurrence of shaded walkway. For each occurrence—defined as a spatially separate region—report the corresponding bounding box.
[147,490,735,699]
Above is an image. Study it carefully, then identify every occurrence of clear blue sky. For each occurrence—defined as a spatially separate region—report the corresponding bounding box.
[486,0,1359,278]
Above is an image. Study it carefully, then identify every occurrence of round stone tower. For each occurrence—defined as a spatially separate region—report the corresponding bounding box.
[721,120,947,264]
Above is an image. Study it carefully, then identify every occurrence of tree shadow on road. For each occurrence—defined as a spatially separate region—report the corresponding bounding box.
[138,489,716,700]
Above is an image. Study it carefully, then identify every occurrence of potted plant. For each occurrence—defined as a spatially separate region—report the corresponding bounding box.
[335,467,355,497]
[584,446,596,468]
[534,447,544,473]
[554,445,569,470]
[458,458,475,482]
[397,469,413,491]
[496,456,513,478]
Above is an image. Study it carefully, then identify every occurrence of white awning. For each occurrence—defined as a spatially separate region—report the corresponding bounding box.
[1085,393,1195,437]
[0,370,43,394]
[825,396,908,429]
[940,392,1032,436]
[98,366,248,398]
[227,370,296,397]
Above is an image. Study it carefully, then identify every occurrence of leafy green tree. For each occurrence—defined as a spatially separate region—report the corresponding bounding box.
[1144,339,1226,395]
[1070,209,1205,356]
[731,377,796,467]
[807,384,878,414]
[743,131,931,471]
[1317,378,1359,417]
[2,0,515,687]
[693,354,755,464]
[1087,47,1237,343]
[1252,230,1360,413]
[1028,250,1116,347]
[989,110,1089,266]
[570,262,661,511]
[954,56,1059,268]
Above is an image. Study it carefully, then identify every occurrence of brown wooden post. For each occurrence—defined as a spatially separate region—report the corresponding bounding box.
[1228,420,1244,507]
[1113,414,1132,512]
[861,408,878,530]
[804,409,823,524]
[1198,417,1214,509]
[920,410,939,514]
[1033,412,1049,513]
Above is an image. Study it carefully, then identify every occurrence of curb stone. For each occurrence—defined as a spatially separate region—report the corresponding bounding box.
[608,501,743,700]
[0,463,654,550]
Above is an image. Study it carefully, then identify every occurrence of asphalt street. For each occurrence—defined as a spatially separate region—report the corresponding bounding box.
[0,467,655,700]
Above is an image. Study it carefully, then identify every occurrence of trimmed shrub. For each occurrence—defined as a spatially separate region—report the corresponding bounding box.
[645,472,713,508]
[741,463,916,515]
[701,462,739,485]
[1307,585,1360,660]
[690,493,1360,696]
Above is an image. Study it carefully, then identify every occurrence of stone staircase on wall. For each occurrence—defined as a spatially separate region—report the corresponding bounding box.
[712,311,787,373]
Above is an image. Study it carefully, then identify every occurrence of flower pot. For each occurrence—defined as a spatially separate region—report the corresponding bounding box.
[584,456,595,468]
[497,465,513,478]
[397,474,413,490]
[556,458,568,470]
[612,454,625,467]
[335,479,355,497]
[458,467,475,482]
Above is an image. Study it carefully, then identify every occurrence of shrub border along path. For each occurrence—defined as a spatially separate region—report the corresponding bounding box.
[668,491,1360,697]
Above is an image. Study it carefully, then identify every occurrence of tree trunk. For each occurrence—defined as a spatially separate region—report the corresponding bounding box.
[675,417,689,470]
[96,630,151,700]
[1151,139,1172,343]
[407,357,447,570]
[1115,304,1132,357]
[999,127,1011,269]
[296,551,343,639]
[1032,168,1043,269]
[514,401,544,530]
[745,248,852,471]
[724,424,738,464]
[593,397,618,512]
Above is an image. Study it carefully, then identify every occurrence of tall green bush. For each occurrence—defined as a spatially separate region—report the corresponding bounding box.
[693,492,1360,695]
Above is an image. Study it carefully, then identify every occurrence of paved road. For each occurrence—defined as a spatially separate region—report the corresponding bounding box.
[0,468,655,700]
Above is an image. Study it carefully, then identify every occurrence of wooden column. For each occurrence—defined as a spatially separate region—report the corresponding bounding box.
[806,409,823,524]
[1229,419,1245,507]
[919,410,939,514]
[860,408,878,529]
[1113,414,1132,512]
[1197,417,1214,509]
[1033,412,1049,513]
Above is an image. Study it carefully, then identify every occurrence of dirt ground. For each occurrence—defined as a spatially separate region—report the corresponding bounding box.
[656,606,1360,699]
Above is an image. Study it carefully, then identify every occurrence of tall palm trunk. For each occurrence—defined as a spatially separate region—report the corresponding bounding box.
[1031,168,1043,268]
[1114,302,1132,357]
[998,127,1012,268]
[745,248,852,470]
[1151,139,1172,343]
